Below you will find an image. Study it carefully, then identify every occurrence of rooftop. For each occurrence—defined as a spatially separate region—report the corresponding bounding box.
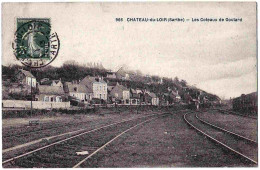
[18,69,35,78]
[65,82,93,93]
[38,85,64,95]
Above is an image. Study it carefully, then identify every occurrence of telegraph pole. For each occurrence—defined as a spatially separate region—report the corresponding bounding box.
[13,19,60,121]
[30,67,33,117]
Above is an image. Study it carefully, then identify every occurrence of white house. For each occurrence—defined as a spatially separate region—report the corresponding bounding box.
[109,83,130,104]
[80,76,107,101]
[148,92,160,106]
[36,85,65,102]
[64,82,93,102]
[15,69,37,87]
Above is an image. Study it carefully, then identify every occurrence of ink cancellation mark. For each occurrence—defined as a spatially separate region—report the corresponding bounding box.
[12,18,60,68]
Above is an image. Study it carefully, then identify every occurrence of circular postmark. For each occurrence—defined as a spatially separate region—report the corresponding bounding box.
[12,19,60,68]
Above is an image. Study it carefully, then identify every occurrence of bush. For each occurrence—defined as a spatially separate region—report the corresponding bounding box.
[2,108,98,119]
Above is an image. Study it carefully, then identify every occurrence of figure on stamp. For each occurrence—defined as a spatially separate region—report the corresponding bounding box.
[27,31,44,58]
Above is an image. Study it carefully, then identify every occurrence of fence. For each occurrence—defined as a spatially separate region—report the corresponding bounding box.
[2,100,70,109]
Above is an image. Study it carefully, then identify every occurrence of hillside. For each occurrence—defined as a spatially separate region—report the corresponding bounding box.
[2,61,220,102]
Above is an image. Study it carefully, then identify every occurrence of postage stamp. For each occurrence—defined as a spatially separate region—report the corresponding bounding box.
[12,18,60,68]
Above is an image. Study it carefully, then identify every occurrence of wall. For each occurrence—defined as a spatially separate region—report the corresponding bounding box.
[26,77,37,87]
[69,92,92,101]
[152,98,160,106]
[70,92,85,101]
[123,90,130,100]
[3,100,70,109]
[110,86,123,99]
[36,94,65,102]
[93,82,107,100]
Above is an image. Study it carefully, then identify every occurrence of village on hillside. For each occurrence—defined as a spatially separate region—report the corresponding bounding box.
[2,62,221,110]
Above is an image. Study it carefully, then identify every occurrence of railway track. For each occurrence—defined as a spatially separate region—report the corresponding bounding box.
[217,109,257,119]
[3,120,94,139]
[3,112,169,168]
[196,113,257,144]
[184,112,258,165]
[3,118,135,151]
[3,113,160,153]
[3,111,164,140]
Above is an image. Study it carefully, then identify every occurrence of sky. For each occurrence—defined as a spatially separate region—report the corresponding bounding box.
[2,2,257,99]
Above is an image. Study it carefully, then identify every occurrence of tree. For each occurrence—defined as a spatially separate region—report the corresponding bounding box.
[63,60,79,66]
[136,69,142,76]
[173,77,179,84]
[180,79,187,87]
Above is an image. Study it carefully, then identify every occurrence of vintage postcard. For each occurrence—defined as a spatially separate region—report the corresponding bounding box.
[1,2,257,168]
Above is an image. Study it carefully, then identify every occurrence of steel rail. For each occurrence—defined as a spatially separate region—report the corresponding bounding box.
[183,113,257,165]
[73,115,160,168]
[218,109,257,119]
[3,111,164,139]
[4,112,162,154]
[3,113,161,154]
[3,120,93,139]
[2,112,164,166]
[195,113,257,144]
